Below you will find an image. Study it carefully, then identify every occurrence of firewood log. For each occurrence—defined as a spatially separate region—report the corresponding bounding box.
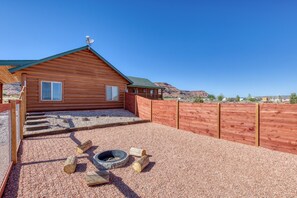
[132,155,150,173]
[76,140,92,154]
[129,147,146,157]
[85,170,109,186]
[63,156,77,174]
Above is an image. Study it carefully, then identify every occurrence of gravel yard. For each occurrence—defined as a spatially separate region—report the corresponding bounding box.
[25,109,141,135]
[4,123,297,197]
[0,111,11,185]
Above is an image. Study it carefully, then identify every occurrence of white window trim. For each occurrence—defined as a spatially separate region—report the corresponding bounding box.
[41,81,63,101]
[106,85,119,101]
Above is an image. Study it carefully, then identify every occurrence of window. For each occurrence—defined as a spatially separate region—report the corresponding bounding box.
[150,89,154,96]
[132,88,138,94]
[41,81,62,101]
[106,86,119,101]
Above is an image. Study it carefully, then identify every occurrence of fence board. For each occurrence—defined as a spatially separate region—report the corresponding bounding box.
[152,100,176,128]
[136,96,151,120]
[220,104,256,145]
[124,93,135,114]
[179,103,217,137]
[260,104,297,154]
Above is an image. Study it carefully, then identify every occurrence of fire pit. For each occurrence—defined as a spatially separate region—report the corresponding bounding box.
[93,150,129,170]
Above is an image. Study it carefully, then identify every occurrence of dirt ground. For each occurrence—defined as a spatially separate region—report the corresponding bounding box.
[4,123,297,197]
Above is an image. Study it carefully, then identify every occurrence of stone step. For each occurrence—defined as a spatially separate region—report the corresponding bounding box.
[26,112,45,116]
[25,120,49,125]
[26,115,47,120]
[26,124,50,131]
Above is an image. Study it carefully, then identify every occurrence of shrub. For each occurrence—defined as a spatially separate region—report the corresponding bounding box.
[217,94,224,102]
[290,93,297,104]
[207,94,216,101]
[193,96,204,103]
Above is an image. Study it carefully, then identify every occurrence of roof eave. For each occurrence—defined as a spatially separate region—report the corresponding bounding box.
[127,85,163,89]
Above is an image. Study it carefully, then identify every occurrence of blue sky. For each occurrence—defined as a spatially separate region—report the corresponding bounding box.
[1,0,297,97]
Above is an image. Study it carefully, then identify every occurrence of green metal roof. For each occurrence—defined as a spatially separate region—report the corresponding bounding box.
[127,76,163,89]
[7,45,132,83]
[0,60,37,66]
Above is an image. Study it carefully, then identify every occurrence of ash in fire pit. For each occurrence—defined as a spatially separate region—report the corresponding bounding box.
[93,150,129,170]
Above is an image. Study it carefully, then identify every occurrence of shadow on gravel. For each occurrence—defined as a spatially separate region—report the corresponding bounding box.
[142,162,156,173]
[110,172,140,198]
[76,163,87,172]
[3,142,24,198]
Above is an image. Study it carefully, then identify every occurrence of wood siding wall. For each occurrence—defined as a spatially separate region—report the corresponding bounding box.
[127,87,160,99]
[127,95,297,155]
[17,49,129,112]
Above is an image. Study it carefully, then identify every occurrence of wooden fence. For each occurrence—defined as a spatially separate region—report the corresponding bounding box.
[0,99,25,197]
[125,93,297,155]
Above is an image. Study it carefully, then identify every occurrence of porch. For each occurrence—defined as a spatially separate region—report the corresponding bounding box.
[0,66,22,104]
[23,109,145,137]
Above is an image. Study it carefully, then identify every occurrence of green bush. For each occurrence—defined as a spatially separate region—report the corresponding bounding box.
[290,93,297,104]
[193,96,204,103]
[207,94,216,101]
[217,94,224,102]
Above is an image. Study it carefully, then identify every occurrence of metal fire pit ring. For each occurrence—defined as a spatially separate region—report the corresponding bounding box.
[93,150,129,170]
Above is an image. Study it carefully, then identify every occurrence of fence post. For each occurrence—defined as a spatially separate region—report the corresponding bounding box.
[150,100,153,122]
[123,92,126,110]
[10,100,17,164]
[255,103,260,146]
[217,103,221,139]
[176,100,179,129]
[134,95,138,116]
[19,100,24,140]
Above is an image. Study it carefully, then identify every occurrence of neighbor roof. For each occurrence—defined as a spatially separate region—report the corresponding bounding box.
[0,60,37,66]
[7,45,132,83]
[127,76,163,89]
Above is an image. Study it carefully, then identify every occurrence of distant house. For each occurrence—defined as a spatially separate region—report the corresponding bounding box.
[0,46,162,112]
[127,76,163,99]
[262,97,269,102]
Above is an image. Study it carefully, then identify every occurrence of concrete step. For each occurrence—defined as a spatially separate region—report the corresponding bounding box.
[26,115,47,120]
[25,120,49,125]
[26,112,45,116]
[25,124,50,131]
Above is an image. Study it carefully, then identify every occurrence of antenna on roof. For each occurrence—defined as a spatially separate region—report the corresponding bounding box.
[86,36,95,49]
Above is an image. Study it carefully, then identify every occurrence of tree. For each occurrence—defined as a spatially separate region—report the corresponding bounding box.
[193,96,204,103]
[278,95,283,103]
[236,95,240,102]
[290,93,297,104]
[217,94,224,102]
[207,94,216,101]
[227,97,236,102]
[247,94,256,102]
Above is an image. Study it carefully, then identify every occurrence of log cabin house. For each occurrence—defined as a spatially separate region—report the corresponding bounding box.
[0,46,163,112]
[127,76,163,100]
